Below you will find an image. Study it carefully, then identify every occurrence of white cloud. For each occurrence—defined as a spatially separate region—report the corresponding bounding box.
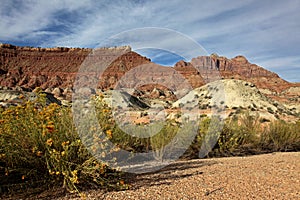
[47,0,255,47]
[0,0,299,81]
[0,0,93,40]
[252,56,300,82]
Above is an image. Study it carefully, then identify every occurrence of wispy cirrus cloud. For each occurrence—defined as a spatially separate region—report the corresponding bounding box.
[253,55,300,82]
[0,0,93,44]
[0,0,299,81]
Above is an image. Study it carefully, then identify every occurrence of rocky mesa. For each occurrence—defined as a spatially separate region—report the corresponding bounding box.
[0,43,299,104]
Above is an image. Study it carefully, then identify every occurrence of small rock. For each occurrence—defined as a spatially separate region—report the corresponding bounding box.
[52,87,63,97]
[76,87,95,96]
[44,88,53,93]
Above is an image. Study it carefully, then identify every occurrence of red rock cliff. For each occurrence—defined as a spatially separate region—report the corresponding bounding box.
[0,44,151,89]
[174,54,292,93]
[0,44,295,95]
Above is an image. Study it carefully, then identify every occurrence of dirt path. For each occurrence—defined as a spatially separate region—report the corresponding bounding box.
[57,152,300,200]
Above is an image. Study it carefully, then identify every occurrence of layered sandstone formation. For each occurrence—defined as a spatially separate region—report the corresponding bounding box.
[0,43,150,90]
[174,54,295,93]
[0,44,298,102]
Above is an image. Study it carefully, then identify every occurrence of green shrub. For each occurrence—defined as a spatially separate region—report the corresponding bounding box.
[211,112,259,156]
[260,120,300,151]
[188,112,300,157]
[150,121,179,161]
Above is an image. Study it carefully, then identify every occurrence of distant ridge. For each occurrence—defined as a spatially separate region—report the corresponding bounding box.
[0,44,298,103]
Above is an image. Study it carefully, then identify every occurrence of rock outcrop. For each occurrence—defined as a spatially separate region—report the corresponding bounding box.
[0,44,150,90]
[174,54,292,93]
[0,44,298,103]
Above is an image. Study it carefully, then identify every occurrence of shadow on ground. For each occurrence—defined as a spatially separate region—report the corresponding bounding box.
[123,159,217,189]
[0,159,218,200]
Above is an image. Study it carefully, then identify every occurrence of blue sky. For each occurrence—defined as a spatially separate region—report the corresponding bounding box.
[0,0,299,82]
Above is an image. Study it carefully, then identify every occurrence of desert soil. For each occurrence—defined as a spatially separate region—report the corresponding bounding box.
[4,152,300,199]
[62,152,299,200]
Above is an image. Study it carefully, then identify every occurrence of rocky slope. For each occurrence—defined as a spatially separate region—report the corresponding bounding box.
[173,79,299,121]
[176,55,300,105]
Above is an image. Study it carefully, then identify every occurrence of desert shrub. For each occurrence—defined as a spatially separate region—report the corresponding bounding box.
[175,113,182,118]
[199,116,223,157]
[182,117,212,158]
[186,112,265,158]
[217,108,223,113]
[0,94,126,195]
[267,107,274,114]
[200,114,207,118]
[93,98,300,159]
[182,116,223,158]
[211,112,259,156]
[235,107,242,114]
[199,104,208,109]
[91,95,150,153]
[259,120,300,151]
[228,112,235,117]
[93,95,197,161]
[150,120,179,161]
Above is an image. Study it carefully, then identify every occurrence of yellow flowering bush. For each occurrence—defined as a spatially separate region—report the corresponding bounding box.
[0,94,126,194]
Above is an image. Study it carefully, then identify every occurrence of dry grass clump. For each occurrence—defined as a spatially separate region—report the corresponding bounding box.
[260,120,300,151]
[196,112,300,157]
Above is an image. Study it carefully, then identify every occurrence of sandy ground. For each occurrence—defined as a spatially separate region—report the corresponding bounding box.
[55,152,300,200]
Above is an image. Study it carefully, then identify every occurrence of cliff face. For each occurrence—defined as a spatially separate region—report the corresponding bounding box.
[0,44,89,88]
[174,55,291,93]
[0,44,150,89]
[0,44,295,95]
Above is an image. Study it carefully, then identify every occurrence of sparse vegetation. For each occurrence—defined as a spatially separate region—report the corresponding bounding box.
[199,104,208,109]
[259,120,300,151]
[267,107,274,114]
[186,112,300,158]
[0,95,299,197]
